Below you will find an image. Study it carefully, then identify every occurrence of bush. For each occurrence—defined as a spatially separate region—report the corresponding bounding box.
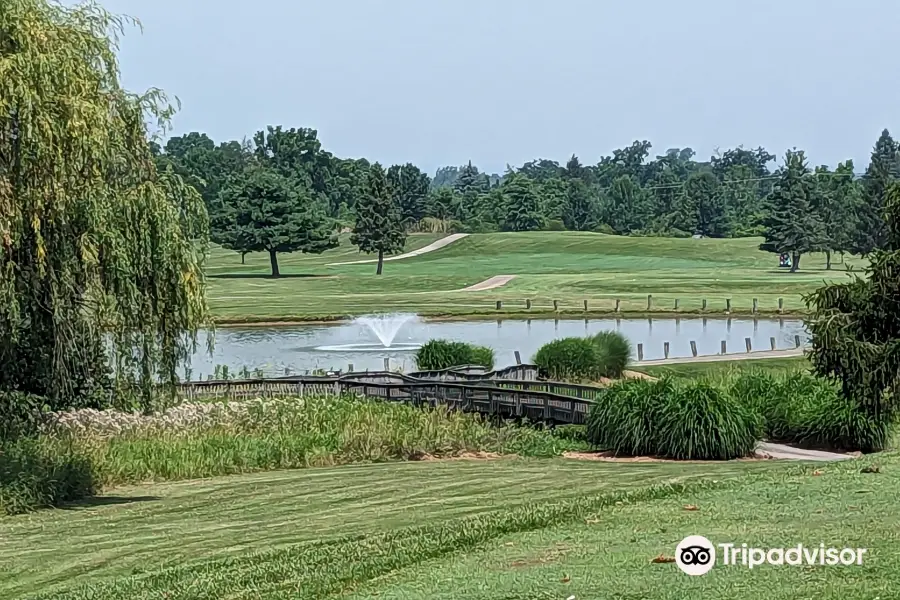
[543,219,566,231]
[533,337,599,381]
[0,437,97,515]
[587,378,761,460]
[0,391,50,440]
[414,339,495,371]
[590,331,631,378]
[726,371,893,452]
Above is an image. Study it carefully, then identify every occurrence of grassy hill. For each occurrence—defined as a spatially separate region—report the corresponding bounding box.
[205,232,864,322]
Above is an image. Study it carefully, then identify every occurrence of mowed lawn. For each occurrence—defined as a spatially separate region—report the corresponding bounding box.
[1,458,781,599]
[6,454,898,600]
[205,232,864,322]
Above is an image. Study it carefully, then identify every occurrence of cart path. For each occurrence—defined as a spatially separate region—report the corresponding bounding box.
[327,233,469,266]
[633,347,805,366]
[754,442,855,462]
[458,275,517,292]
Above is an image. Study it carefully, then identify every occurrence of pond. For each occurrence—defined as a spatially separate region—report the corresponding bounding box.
[186,317,808,379]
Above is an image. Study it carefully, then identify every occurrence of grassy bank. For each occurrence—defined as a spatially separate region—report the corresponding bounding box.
[206,232,862,322]
[0,395,589,515]
[637,356,811,379]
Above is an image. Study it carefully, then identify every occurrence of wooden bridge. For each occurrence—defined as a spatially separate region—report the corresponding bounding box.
[177,364,606,425]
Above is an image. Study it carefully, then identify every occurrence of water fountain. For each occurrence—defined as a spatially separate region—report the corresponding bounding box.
[314,313,422,352]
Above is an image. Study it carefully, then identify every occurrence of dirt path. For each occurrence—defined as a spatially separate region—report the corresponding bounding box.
[459,275,517,292]
[633,347,804,366]
[327,233,469,266]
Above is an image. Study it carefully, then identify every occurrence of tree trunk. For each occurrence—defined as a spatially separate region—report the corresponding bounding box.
[376,249,384,275]
[790,252,801,273]
[825,250,831,270]
[269,250,280,277]
[241,252,246,265]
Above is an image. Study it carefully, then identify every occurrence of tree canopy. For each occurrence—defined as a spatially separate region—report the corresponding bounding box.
[0,0,209,408]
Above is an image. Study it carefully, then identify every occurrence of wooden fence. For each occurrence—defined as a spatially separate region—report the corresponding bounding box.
[177,364,595,425]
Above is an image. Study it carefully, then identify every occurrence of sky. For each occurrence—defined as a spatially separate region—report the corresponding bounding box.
[101,0,900,175]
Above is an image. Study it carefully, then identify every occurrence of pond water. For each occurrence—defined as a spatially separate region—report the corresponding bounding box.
[186,317,808,379]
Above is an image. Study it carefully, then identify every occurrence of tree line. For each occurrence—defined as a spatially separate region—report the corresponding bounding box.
[152,127,900,275]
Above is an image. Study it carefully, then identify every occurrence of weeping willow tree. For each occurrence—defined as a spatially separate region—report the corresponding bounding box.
[0,0,209,410]
[806,180,900,421]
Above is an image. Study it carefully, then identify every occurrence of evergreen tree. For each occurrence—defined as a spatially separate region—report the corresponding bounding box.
[673,172,729,237]
[805,181,900,450]
[758,150,825,272]
[602,175,648,234]
[352,163,407,274]
[426,187,458,221]
[453,161,489,196]
[854,129,899,254]
[217,167,337,277]
[562,179,598,231]
[500,175,545,231]
[813,162,861,269]
[386,163,430,225]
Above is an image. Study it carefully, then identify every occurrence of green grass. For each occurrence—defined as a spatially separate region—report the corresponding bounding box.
[205,232,865,322]
[638,356,811,379]
[0,458,786,599]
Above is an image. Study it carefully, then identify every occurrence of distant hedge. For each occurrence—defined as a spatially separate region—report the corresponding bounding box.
[415,339,495,371]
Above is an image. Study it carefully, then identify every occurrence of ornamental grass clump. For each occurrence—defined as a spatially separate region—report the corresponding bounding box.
[415,339,494,371]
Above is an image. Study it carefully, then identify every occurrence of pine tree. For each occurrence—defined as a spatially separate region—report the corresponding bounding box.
[562,179,598,231]
[386,163,430,225]
[813,162,861,269]
[758,150,825,272]
[500,175,545,231]
[673,172,729,237]
[217,166,337,277]
[854,129,899,254]
[805,181,900,449]
[351,163,407,274]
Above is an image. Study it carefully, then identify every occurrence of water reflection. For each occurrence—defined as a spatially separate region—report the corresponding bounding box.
[187,317,809,378]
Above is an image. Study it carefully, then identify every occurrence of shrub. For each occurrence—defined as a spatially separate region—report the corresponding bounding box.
[653,379,762,460]
[0,437,97,515]
[590,331,631,378]
[533,337,599,381]
[414,339,494,371]
[725,370,894,452]
[587,378,761,460]
[587,378,669,456]
[0,391,50,441]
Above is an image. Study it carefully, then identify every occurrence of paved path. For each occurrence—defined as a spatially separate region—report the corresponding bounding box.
[327,233,469,266]
[459,275,517,292]
[755,442,854,462]
[633,347,805,366]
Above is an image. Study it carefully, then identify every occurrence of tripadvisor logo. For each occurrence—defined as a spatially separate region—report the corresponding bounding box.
[675,535,867,576]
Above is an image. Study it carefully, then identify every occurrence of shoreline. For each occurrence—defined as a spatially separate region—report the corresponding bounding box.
[211,309,809,328]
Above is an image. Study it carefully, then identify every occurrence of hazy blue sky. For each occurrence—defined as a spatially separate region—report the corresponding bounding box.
[102,0,898,175]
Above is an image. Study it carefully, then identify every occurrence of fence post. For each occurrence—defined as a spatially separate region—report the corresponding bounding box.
[514,350,522,365]
[637,343,644,361]
[720,340,727,355]
[674,298,679,310]
[615,299,621,312]
[348,363,354,372]
[752,298,758,313]
[664,341,670,359]
[726,298,732,313]
[745,337,752,352]
[583,299,589,312]
[496,300,502,310]
[690,340,698,357]
[702,298,707,310]
[553,299,559,312]
[647,294,653,310]
[525,299,532,310]
[770,337,776,351]
[795,335,802,348]
[778,298,784,313]
[383,357,390,371]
